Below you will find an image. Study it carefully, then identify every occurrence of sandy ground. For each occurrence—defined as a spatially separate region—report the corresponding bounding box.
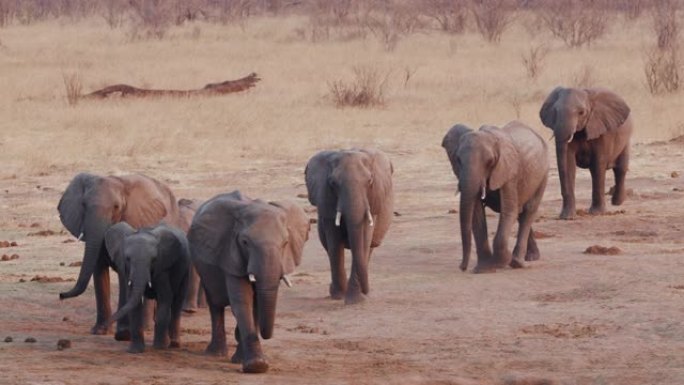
[1,136,683,385]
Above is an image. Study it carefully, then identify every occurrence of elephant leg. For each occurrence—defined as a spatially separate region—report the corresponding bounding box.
[231,326,243,364]
[472,203,494,272]
[589,157,607,215]
[127,302,145,354]
[321,220,346,300]
[198,285,207,308]
[92,257,111,335]
[143,298,156,331]
[226,277,268,374]
[558,145,577,220]
[114,271,130,341]
[525,229,540,261]
[511,209,535,269]
[152,279,172,349]
[491,185,518,270]
[612,147,629,206]
[204,302,227,356]
[182,266,201,313]
[169,275,188,348]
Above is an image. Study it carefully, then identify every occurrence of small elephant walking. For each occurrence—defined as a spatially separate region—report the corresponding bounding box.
[305,148,394,304]
[540,87,633,219]
[188,191,310,373]
[442,121,549,273]
[104,222,191,353]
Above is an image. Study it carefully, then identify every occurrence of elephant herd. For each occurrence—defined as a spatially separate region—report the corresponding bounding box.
[55,86,633,373]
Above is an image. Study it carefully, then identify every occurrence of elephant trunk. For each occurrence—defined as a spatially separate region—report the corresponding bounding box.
[108,263,149,324]
[555,138,570,201]
[59,218,110,299]
[255,287,278,339]
[459,190,475,272]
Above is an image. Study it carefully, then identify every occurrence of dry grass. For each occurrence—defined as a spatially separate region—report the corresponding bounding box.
[328,65,389,108]
[62,72,82,106]
[0,13,682,178]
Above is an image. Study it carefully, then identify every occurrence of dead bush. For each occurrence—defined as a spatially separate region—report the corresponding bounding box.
[421,0,468,34]
[62,72,82,107]
[652,0,679,49]
[328,66,389,108]
[644,45,681,94]
[538,1,609,48]
[470,0,514,43]
[521,43,548,79]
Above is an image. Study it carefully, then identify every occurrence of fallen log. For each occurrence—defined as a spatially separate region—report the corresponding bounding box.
[83,72,260,99]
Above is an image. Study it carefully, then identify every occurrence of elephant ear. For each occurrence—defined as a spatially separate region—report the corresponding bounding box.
[269,200,310,275]
[188,191,248,277]
[585,88,631,141]
[441,124,473,178]
[104,222,136,274]
[305,150,337,213]
[539,86,563,129]
[151,224,190,271]
[365,149,394,214]
[481,126,520,191]
[58,173,100,238]
[118,175,170,229]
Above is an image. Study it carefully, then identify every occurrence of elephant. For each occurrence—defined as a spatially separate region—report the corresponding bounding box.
[441,121,549,273]
[57,173,185,339]
[177,198,207,313]
[540,87,633,219]
[104,222,190,353]
[187,191,310,374]
[305,148,394,305]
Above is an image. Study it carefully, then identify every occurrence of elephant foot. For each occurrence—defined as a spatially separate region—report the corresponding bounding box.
[509,258,526,269]
[230,346,243,364]
[242,357,269,374]
[525,250,540,262]
[153,339,170,349]
[611,190,625,206]
[205,341,228,356]
[90,323,110,335]
[474,264,497,274]
[127,343,145,354]
[559,207,576,220]
[344,292,367,305]
[169,341,180,348]
[588,205,606,215]
[114,329,131,341]
[329,284,346,300]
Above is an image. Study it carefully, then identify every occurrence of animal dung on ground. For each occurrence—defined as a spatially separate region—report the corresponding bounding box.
[0,240,17,247]
[1,254,19,261]
[4,336,12,342]
[584,245,622,255]
[68,261,82,267]
[30,275,74,283]
[57,339,71,350]
[27,229,57,236]
[24,337,36,343]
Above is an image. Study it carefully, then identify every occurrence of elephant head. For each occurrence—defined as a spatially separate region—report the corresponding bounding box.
[104,222,190,324]
[441,125,520,270]
[57,173,172,300]
[305,149,393,297]
[189,191,310,340]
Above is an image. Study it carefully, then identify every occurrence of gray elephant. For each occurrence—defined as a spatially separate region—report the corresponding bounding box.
[441,121,549,273]
[540,87,633,219]
[177,198,207,313]
[187,191,310,374]
[57,173,185,339]
[305,148,394,304]
[104,222,190,353]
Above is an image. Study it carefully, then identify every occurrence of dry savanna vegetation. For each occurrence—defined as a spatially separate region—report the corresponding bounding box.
[1,1,684,385]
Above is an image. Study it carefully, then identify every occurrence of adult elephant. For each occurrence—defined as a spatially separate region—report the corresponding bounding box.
[58,173,184,339]
[177,198,206,313]
[442,122,548,273]
[540,86,633,219]
[188,191,310,374]
[305,148,394,305]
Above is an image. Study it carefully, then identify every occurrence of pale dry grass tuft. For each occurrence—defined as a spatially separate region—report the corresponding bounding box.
[62,72,82,106]
[328,65,389,108]
[521,43,548,80]
[644,45,681,94]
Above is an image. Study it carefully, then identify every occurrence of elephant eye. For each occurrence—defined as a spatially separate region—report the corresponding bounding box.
[578,109,586,116]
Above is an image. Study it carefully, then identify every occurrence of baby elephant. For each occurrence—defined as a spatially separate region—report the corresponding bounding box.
[442,121,549,273]
[105,222,190,353]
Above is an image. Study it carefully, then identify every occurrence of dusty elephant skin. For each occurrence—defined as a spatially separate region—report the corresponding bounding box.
[187,191,310,374]
[442,121,549,273]
[105,222,191,353]
[305,148,394,305]
[177,198,207,313]
[540,87,633,220]
[57,173,185,340]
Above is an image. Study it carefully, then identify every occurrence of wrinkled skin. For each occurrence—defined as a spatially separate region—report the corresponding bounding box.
[188,191,310,374]
[442,122,549,273]
[177,198,207,313]
[540,87,633,219]
[305,148,394,304]
[57,173,184,339]
[105,222,190,353]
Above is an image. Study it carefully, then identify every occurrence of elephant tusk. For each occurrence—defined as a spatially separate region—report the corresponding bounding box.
[248,274,256,283]
[77,232,84,241]
[148,282,152,289]
[366,209,374,227]
[281,275,293,288]
[141,297,144,305]
[127,280,132,287]
[335,211,341,227]
[568,133,574,143]
[481,186,486,200]
[455,190,460,197]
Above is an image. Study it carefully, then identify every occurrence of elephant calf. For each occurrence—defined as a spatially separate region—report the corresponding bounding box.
[305,148,394,305]
[442,121,549,273]
[188,191,310,373]
[105,222,191,353]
